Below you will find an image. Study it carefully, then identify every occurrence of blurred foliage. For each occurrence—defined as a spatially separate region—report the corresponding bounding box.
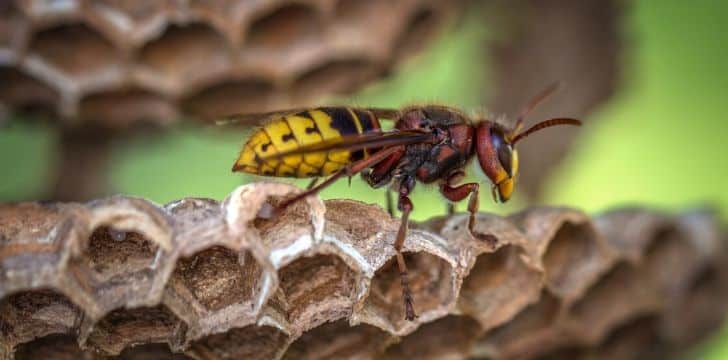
[1,0,727,356]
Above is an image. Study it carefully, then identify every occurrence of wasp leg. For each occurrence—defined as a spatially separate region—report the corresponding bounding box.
[275,146,406,214]
[395,176,417,321]
[385,189,395,217]
[446,203,456,216]
[306,177,320,190]
[440,179,497,245]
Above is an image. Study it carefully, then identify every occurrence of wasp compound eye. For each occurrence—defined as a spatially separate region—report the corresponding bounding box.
[491,129,514,177]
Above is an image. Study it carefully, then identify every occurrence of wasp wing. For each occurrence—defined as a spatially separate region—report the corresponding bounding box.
[259,130,432,161]
[214,108,310,126]
[216,107,401,126]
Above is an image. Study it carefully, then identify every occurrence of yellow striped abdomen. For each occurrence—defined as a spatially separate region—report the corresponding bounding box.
[232,107,381,178]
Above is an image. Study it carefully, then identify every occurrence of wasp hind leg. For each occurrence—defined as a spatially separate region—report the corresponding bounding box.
[394,175,417,321]
[273,146,406,216]
[440,176,497,246]
[306,177,320,190]
[446,202,456,216]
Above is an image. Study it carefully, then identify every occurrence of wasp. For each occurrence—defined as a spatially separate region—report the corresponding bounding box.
[225,84,581,320]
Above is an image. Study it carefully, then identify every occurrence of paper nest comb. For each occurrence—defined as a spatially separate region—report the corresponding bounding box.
[1,182,727,359]
[0,0,453,127]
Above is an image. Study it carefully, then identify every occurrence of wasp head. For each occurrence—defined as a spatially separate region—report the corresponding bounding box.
[475,118,581,203]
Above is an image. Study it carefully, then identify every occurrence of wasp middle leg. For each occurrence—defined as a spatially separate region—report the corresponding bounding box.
[439,172,497,245]
[394,175,417,320]
[385,189,395,217]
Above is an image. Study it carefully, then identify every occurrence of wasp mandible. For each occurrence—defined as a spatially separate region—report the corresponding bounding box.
[225,83,581,321]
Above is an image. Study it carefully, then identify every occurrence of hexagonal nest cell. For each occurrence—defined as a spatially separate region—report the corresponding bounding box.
[567,261,661,345]
[28,23,123,78]
[0,66,59,117]
[82,305,185,355]
[277,253,358,327]
[383,315,482,359]
[365,251,455,328]
[458,244,542,330]
[12,334,93,360]
[173,246,264,313]
[181,78,275,119]
[541,221,606,300]
[393,7,440,61]
[477,290,563,358]
[292,59,381,99]
[245,4,323,52]
[116,343,191,360]
[79,88,176,128]
[283,319,393,360]
[0,289,81,355]
[138,23,232,92]
[641,225,699,294]
[67,225,162,312]
[188,324,289,360]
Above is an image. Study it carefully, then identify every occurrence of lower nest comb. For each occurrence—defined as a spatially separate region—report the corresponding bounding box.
[1,183,727,359]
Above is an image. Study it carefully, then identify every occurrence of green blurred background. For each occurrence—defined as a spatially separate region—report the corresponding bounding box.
[1,0,727,357]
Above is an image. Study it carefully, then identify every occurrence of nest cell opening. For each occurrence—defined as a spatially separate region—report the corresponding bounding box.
[174,246,264,312]
[117,343,191,359]
[0,289,81,351]
[593,315,664,359]
[384,315,482,359]
[181,78,274,119]
[482,290,562,348]
[642,226,696,293]
[79,88,176,128]
[393,8,438,61]
[542,221,601,297]
[29,23,122,77]
[138,23,231,86]
[252,193,316,243]
[292,59,380,99]
[0,2,24,49]
[75,226,159,285]
[666,265,727,345]
[365,251,455,327]
[190,325,289,360]
[85,305,184,355]
[12,334,90,360]
[0,66,59,117]
[283,319,391,360]
[277,254,357,325]
[568,261,660,344]
[323,200,392,241]
[246,4,323,52]
[459,244,541,328]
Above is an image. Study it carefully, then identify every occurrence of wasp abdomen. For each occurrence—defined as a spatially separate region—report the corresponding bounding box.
[233,107,381,178]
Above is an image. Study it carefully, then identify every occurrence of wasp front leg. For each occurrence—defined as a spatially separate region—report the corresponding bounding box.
[439,174,497,245]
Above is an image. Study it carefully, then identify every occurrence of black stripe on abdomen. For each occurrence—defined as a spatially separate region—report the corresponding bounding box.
[353,109,380,134]
[322,107,359,136]
[322,107,365,161]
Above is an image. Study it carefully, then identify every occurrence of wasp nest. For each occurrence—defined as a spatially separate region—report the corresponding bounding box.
[1,182,726,359]
[0,0,453,127]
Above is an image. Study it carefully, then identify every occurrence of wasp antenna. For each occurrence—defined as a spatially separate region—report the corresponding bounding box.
[513,82,563,132]
[511,118,581,144]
